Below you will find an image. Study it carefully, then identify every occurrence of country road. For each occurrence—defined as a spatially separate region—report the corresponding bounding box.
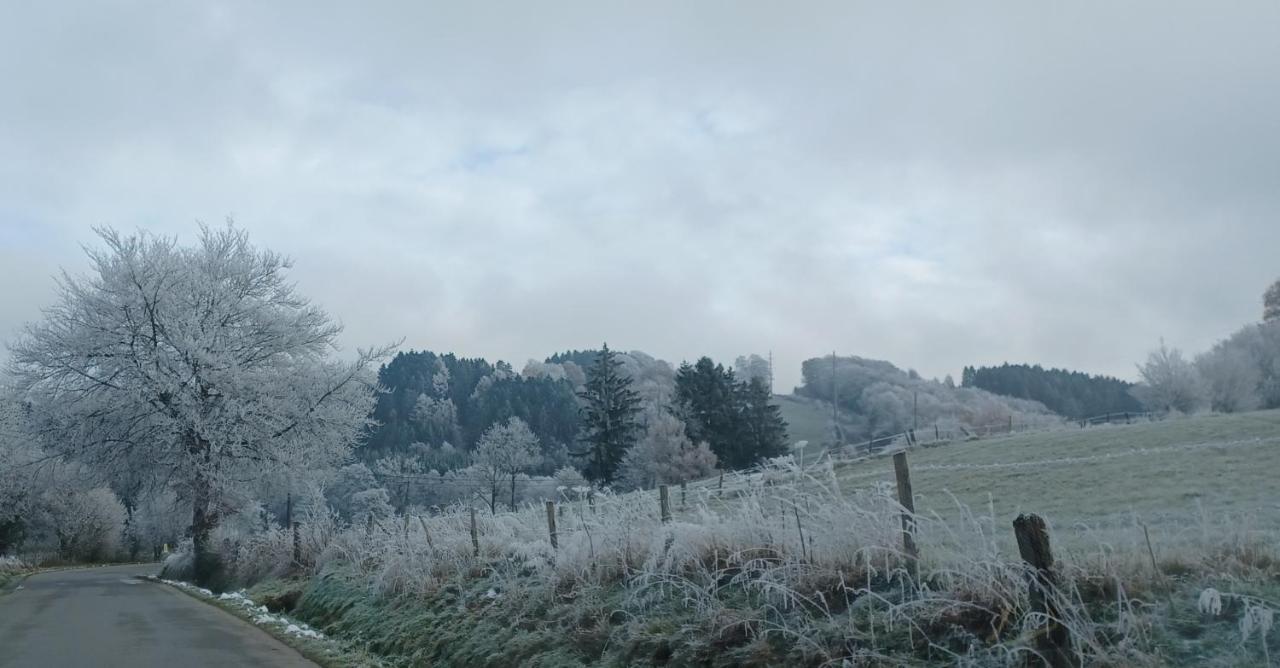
[0,564,316,667]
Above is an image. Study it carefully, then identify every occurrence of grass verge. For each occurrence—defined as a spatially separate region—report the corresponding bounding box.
[148,575,385,667]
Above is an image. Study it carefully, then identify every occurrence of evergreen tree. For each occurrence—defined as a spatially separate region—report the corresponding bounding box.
[674,358,739,454]
[961,362,1142,419]
[575,343,642,483]
[736,376,789,467]
[675,357,788,470]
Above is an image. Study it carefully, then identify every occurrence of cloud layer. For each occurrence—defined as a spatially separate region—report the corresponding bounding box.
[3,1,1279,390]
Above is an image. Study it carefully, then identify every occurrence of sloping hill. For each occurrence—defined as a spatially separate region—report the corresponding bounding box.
[833,409,1280,537]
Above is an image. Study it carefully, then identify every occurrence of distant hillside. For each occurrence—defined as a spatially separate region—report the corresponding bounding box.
[961,362,1142,419]
[797,355,1058,442]
[774,395,857,456]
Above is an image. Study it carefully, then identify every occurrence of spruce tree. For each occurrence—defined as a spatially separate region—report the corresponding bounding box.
[575,343,642,483]
[736,376,789,466]
[675,357,788,470]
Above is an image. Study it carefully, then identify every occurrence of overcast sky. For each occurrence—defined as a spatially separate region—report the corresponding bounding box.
[2,2,1279,392]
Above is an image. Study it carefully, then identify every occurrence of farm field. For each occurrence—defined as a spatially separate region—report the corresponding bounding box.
[774,394,861,462]
[828,409,1280,542]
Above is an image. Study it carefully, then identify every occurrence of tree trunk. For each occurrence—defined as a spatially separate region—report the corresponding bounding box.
[510,474,517,511]
[188,436,219,587]
[190,481,217,586]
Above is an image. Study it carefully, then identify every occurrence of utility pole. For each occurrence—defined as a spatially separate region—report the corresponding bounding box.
[831,351,840,446]
[913,391,918,432]
[767,350,774,395]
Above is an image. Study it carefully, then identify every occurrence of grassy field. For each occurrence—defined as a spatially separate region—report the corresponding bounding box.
[775,394,863,462]
[828,409,1280,541]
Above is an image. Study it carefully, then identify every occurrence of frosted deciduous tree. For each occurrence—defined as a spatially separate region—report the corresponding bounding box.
[735,354,772,390]
[1130,341,1204,413]
[1196,345,1261,413]
[373,451,428,513]
[1264,278,1280,322]
[8,224,386,583]
[472,417,540,513]
[618,411,718,490]
[0,394,45,554]
[351,488,394,527]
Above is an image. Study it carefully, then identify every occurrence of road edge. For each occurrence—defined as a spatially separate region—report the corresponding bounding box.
[144,576,382,668]
[2,561,162,598]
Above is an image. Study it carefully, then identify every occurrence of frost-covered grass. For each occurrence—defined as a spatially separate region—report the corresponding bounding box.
[152,575,382,667]
[827,409,1280,540]
[182,410,1280,665]
[0,555,32,591]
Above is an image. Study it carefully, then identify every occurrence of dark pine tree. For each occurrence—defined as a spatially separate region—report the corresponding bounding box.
[675,357,788,470]
[735,376,789,468]
[674,357,739,456]
[575,343,642,484]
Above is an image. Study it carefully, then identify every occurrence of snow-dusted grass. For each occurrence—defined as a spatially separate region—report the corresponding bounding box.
[826,409,1280,541]
[186,410,1280,665]
[0,555,31,590]
[150,575,384,667]
[158,577,327,640]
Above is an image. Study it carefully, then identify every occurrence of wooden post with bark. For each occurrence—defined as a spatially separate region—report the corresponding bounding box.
[469,506,479,557]
[659,484,672,523]
[892,451,919,579]
[545,500,558,549]
[1013,514,1077,668]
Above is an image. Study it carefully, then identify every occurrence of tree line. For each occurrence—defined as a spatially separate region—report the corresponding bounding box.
[960,363,1142,420]
[1128,279,1280,415]
[0,225,789,582]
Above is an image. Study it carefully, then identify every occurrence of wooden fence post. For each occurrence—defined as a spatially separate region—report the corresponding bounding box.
[892,451,919,580]
[469,506,479,557]
[587,489,596,514]
[1013,514,1077,668]
[680,481,687,509]
[717,472,724,495]
[659,485,672,523]
[545,501,558,549]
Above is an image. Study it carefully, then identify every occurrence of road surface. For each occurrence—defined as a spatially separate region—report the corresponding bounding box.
[0,563,315,667]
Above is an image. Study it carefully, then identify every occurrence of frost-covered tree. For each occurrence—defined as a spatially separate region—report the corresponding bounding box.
[472,417,540,513]
[324,463,379,519]
[1130,341,1204,414]
[1264,278,1280,322]
[350,488,394,527]
[734,354,772,390]
[0,394,45,554]
[1196,345,1261,413]
[8,224,386,583]
[618,411,718,490]
[372,450,429,513]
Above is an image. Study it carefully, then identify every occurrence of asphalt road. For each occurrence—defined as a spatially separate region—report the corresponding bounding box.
[0,563,316,667]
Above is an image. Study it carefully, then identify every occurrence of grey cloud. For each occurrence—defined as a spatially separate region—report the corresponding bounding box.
[3,1,1279,392]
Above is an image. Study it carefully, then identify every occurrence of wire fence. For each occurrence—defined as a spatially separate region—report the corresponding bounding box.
[823,409,1169,460]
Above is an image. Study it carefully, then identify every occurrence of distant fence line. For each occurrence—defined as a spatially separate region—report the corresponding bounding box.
[824,409,1169,460]
[363,408,1169,514]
